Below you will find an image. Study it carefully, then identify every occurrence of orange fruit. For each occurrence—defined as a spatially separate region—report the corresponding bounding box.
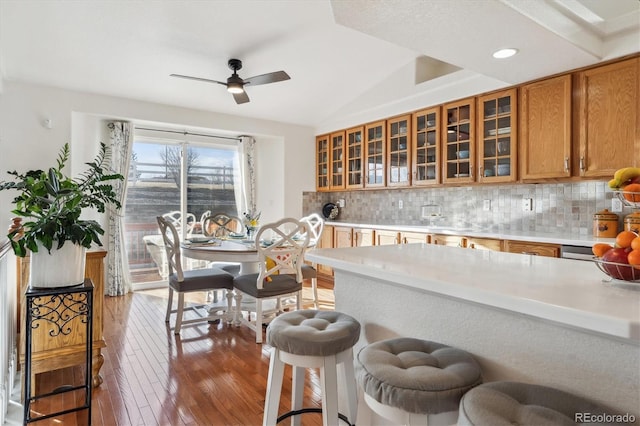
[591,243,613,258]
[628,249,640,268]
[623,183,640,202]
[616,230,639,248]
[631,236,640,251]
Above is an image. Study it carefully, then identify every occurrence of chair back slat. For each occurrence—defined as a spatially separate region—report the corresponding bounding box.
[255,218,310,288]
[203,213,244,238]
[300,213,324,248]
[156,216,184,281]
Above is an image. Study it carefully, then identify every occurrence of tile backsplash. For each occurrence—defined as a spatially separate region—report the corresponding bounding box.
[303,181,631,236]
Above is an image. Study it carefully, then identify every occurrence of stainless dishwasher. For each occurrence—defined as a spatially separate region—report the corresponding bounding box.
[560,245,594,261]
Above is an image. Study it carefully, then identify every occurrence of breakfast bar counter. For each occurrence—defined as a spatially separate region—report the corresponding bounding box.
[306,243,640,420]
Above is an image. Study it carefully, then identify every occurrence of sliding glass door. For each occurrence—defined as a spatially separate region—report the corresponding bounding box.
[124,131,241,287]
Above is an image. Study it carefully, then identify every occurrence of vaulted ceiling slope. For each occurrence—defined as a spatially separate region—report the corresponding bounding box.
[0,0,638,131]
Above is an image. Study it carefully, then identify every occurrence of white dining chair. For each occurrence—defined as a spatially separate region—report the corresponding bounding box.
[300,213,325,308]
[232,218,310,343]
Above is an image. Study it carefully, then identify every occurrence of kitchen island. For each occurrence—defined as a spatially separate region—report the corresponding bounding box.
[306,243,640,421]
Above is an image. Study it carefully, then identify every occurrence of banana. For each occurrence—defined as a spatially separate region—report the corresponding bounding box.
[610,167,640,189]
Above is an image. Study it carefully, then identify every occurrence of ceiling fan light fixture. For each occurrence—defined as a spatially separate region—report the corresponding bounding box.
[492,48,518,59]
[227,82,244,94]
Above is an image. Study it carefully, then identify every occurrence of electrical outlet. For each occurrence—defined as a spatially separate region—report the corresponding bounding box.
[611,197,623,213]
[337,199,345,208]
[522,198,533,211]
[398,200,403,209]
[483,199,491,211]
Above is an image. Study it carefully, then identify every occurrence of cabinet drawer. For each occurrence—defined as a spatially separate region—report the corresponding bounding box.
[504,240,560,258]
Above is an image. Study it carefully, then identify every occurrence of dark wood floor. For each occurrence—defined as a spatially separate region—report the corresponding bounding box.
[26,280,335,425]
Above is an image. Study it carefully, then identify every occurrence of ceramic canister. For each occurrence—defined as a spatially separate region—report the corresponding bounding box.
[593,208,619,238]
[624,212,640,234]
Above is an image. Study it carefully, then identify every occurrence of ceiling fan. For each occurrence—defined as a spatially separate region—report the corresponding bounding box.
[170,59,290,104]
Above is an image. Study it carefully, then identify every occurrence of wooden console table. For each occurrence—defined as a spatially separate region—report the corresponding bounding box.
[18,250,107,389]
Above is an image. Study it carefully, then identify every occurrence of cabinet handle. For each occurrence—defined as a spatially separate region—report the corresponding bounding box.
[469,164,473,179]
[479,165,483,179]
[564,157,569,172]
[522,251,539,255]
[580,156,585,171]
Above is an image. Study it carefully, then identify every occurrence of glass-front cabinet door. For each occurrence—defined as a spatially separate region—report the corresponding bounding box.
[412,107,440,186]
[364,120,386,189]
[443,98,475,183]
[477,89,517,182]
[387,114,411,187]
[345,126,364,189]
[316,134,330,192]
[330,131,346,190]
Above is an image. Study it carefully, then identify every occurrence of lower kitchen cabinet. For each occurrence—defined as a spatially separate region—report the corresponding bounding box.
[354,228,374,247]
[375,230,400,245]
[317,224,334,276]
[504,240,560,257]
[334,226,353,248]
[466,237,503,251]
[401,231,430,244]
[431,234,466,247]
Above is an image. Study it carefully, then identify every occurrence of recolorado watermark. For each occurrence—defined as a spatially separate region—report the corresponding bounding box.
[575,412,636,423]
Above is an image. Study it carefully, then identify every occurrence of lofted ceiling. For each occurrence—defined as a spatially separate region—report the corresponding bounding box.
[0,0,638,131]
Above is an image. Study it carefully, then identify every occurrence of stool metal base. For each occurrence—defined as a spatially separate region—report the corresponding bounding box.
[277,408,353,425]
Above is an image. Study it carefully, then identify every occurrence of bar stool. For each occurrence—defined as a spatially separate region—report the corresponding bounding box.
[263,309,361,426]
[357,337,482,425]
[458,381,617,426]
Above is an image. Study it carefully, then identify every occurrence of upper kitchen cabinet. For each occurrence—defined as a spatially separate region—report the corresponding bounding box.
[315,134,330,192]
[520,74,572,180]
[345,126,364,189]
[443,98,475,183]
[412,107,440,186]
[387,114,412,187]
[364,120,386,189]
[575,57,640,176]
[330,131,346,190]
[477,89,517,182]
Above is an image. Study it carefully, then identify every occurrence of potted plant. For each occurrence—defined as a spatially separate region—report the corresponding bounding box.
[0,142,124,288]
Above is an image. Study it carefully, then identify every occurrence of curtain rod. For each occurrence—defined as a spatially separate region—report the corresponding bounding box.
[135,126,241,141]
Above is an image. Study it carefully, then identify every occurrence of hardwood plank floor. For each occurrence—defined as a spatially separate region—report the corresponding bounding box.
[22,280,336,425]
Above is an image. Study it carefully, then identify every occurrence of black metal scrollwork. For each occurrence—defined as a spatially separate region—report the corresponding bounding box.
[30,293,89,336]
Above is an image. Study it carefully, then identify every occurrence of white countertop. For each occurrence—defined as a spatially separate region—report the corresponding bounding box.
[323,221,617,247]
[306,243,640,342]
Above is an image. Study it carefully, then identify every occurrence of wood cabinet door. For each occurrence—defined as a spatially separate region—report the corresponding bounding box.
[345,126,364,189]
[401,232,429,244]
[334,226,353,248]
[443,97,475,183]
[576,57,639,177]
[412,107,440,186]
[364,120,387,189]
[431,234,466,247]
[504,240,560,258]
[317,224,334,276]
[520,74,572,179]
[387,114,412,187]
[466,237,502,251]
[330,131,346,190]
[375,230,400,245]
[354,228,374,247]
[477,89,517,182]
[315,134,330,191]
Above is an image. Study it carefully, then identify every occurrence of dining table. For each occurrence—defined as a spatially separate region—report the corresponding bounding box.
[180,237,261,275]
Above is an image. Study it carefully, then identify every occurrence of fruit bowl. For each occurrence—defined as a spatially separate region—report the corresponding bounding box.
[614,190,640,209]
[593,257,640,283]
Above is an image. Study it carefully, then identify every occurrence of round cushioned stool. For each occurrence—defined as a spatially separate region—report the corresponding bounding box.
[458,381,617,426]
[357,337,482,425]
[263,309,361,426]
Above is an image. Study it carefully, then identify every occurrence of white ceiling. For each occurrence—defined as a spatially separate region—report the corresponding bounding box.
[1,0,638,131]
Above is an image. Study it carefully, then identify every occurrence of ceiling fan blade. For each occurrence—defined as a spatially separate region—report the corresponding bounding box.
[170,73,227,87]
[244,71,290,86]
[233,91,250,104]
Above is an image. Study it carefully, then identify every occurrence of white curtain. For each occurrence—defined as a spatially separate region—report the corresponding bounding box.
[234,135,257,218]
[106,122,133,296]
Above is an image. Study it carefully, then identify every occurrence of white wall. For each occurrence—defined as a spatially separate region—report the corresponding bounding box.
[0,81,316,245]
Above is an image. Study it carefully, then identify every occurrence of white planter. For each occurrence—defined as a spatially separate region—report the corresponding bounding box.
[29,243,86,288]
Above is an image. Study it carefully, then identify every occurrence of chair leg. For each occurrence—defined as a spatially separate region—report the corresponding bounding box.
[165,287,174,323]
[291,366,305,426]
[321,354,339,426]
[174,293,185,334]
[255,299,263,344]
[263,347,285,426]
[233,291,243,326]
[296,290,302,311]
[311,276,319,309]
[340,349,358,425]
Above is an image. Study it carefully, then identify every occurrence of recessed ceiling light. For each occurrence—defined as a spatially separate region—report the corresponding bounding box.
[492,48,518,59]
